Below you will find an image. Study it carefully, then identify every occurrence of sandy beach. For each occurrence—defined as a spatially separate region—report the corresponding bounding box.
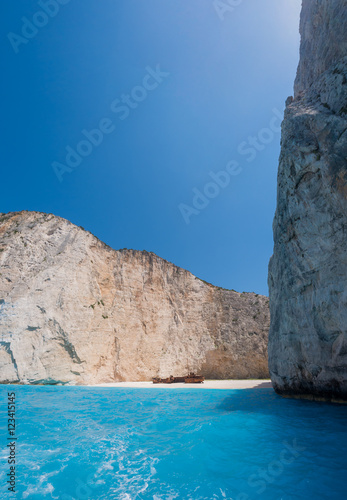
[91,379,273,389]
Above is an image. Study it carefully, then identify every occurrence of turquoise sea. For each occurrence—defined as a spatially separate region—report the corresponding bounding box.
[0,386,346,499]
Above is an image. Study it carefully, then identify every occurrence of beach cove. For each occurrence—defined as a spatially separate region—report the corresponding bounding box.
[92,379,273,389]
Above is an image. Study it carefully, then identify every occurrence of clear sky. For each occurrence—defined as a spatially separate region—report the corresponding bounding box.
[2,0,302,295]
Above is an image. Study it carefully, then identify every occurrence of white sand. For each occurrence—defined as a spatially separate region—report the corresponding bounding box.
[90,380,273,389]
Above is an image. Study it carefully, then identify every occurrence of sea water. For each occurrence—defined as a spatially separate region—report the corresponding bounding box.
[0,386,346,499]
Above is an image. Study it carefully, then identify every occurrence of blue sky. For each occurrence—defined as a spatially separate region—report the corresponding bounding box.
[1,0,301,295]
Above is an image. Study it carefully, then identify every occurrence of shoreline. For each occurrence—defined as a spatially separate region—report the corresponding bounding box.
[90,379,273,389]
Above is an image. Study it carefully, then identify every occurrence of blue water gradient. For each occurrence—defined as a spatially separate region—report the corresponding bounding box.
[0,387,346,499]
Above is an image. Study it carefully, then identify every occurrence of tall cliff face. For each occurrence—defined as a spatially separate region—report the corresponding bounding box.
[0,211,269,385]
[294,0,347,97]
[268,0,347,401]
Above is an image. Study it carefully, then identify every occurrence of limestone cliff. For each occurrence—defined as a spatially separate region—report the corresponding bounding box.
[0,211,269,384]
[268,0,347,401]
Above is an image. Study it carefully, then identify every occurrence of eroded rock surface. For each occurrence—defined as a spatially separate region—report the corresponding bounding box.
[269,0,347,401]
[0,211,269,384]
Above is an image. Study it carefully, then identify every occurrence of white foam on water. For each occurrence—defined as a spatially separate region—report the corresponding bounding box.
[105,450,160,500]
[152,489,180,500]
[94,478,106,486]
[97,461,115,473]
[22,470,58,499]
[150,462,157,476]
[22,481,54,499]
